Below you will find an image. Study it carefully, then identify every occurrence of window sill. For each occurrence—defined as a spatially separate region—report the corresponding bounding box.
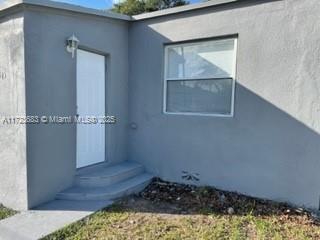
[163,111,234,118]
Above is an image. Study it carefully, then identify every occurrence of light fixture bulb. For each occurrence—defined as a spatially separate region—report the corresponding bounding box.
[66,34,80,58]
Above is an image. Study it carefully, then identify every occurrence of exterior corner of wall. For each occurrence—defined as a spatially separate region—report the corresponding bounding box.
[0,11,28,211]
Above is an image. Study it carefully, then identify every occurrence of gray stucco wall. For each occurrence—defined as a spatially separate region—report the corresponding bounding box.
[24,7,129,208]
[128,0,320,209]
[0,12,28,210]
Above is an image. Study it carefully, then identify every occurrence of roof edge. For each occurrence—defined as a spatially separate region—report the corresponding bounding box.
[0,0,132,21]
[0,0,257,22]
[132,0,238,20]
[0,0,22,13]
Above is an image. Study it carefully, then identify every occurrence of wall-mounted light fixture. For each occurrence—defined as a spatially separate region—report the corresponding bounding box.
[66,34,79,58]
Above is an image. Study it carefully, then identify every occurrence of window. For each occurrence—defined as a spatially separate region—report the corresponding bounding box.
[164,37,237,117]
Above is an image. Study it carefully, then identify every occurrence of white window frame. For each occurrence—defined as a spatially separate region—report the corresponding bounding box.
[163,37,238,117]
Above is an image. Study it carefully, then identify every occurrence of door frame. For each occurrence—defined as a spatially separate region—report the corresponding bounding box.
[75,46,110,169]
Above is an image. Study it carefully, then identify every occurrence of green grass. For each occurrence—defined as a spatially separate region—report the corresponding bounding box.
[0,205,17,220]
[43,198,320,240]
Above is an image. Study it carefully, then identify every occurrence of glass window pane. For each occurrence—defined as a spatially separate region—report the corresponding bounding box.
[166,39,235,79]
[166,79,233,115]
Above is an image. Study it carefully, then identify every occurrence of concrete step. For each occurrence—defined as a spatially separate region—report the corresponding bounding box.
[56,173,153,201]
[75,162,144,187]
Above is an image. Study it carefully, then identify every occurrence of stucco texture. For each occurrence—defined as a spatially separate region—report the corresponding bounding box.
[1,0,320,210]
[0,12,28,210]
[24,7,129,208]
[128,0,320,209]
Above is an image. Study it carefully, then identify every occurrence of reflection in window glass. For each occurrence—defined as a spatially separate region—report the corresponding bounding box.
[166,39,235,79]
[164,38,237,116]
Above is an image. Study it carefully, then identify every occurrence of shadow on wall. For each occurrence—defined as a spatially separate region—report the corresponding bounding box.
[130,80,320,208]
[128,18,320,209]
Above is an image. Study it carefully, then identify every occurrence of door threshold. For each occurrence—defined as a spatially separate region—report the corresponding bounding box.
[76,162,108,175]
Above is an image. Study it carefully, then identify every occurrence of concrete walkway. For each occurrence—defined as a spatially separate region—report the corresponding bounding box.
[0,199,112,240]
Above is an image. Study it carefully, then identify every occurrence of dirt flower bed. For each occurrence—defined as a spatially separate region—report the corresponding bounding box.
[142,178,318,221]
[44,178,320,240]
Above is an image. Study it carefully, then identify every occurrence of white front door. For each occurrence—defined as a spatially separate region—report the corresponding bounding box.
[76,49,105,168]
